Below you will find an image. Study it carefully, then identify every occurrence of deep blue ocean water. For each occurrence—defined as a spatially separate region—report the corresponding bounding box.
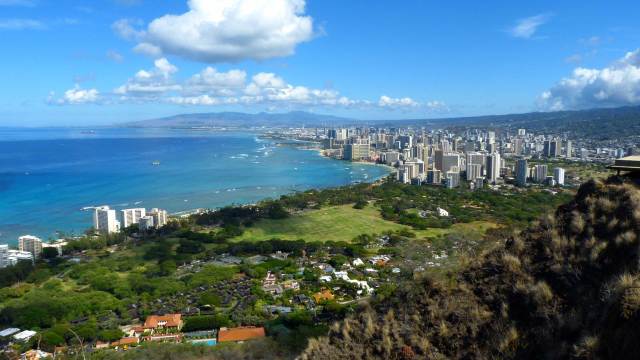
[0,127,391,244]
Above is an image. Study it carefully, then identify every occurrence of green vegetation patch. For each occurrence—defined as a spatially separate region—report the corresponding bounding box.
[232,204,409,243]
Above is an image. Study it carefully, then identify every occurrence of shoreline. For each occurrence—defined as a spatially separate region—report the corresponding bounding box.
[169,146,395,219]
[0,130,394,244]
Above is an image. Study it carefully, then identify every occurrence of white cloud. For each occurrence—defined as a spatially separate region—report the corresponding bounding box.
[378,95,419,108]
[0,18,45,30]
[50,85,100,104]
[111,18,145,40]
[133,42,162,57]
[509,13,551,39]
[426,100,449,112]
[55,59,432,112]
[114,57,181,96]
[184,67,246,95]
[119,0,313,62]
[538,49,640,110]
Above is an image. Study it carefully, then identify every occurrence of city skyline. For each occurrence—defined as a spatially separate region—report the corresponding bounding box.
[1,0,639,125]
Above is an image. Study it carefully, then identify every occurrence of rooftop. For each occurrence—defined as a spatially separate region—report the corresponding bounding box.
[143,313,182,328]
[218,326,265,342]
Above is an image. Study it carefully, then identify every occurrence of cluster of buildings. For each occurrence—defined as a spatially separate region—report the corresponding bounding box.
[0,206,170,269]
[319,127,571,188]
[92,206,168,233]
[0,235,66,269]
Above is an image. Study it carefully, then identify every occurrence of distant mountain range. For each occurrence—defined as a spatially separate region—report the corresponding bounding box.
[120,111,357,128]
[121,105,640,140]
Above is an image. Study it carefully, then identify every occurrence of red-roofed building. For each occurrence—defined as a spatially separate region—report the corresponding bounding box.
[110,337,139,348]
[142,314,183,334]
[218,326,266,343]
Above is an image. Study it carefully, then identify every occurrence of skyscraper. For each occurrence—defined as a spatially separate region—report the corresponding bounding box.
[466,164,482,181]
[550,140,561,157]
[516,159,528,187]
[93,206,121,234]
[434,150,444,171]
[486,153,501,184]
[148,208,168,228]
[18,235,42,259]
[442,153,460,174]
[534,164,548,183]
[121,208,146,228]
[565,140,572,158]
[553,167,565,186]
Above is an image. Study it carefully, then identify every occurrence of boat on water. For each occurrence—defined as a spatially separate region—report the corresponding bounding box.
[152,160,161,166]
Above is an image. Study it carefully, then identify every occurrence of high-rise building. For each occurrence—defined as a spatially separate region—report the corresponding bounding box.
[328,128,347,141]
[398,135,413,149]
[121,208,146,228]
[534,164,548,183]
[543,140,551,157]
[487,131,496,144]
[148,208,168,228]
[426,169,442,184]
[445,167,460,189]
[550,140,561,157]
[565,140,573,158]
[513,138,523,155]
[343,139,370,160]
[434,150,444,171]
[516,159,528,187]
[18,235,42,259]
[466,164,482,181]
[442,153,460,174]
[553,167,565,186]
[93,206,121,234]
[0,245,8,268]
[486,153,501,184]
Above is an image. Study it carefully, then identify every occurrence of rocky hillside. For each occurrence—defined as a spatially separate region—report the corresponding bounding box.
[301,177,640,359]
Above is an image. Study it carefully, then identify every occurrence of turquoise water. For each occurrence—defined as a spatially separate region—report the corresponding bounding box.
[0,128,390,244]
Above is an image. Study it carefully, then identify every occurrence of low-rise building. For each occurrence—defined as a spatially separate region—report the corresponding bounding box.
[218,326,265,343]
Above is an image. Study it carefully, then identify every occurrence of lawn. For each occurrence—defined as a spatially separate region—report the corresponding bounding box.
[232,204,498,243]
[233,204,409,243]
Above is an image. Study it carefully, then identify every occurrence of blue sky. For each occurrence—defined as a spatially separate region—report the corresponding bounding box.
[1,0,640,126]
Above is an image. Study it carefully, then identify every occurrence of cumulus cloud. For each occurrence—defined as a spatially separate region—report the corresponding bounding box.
[509,13,551,39]
[54,59,436,111]
[185,66,247,96]
[49,85,100,104]
[378,95,419,108]
[116,0,314,62]
[114,57,181,96]
[0,18,45,30]
[538,49,640,110]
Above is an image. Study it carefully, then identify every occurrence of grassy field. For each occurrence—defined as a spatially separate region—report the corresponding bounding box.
[232,204,497,243]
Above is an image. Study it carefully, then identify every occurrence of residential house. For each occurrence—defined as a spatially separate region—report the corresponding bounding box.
[313,289,334,303]
[142,314,183,334]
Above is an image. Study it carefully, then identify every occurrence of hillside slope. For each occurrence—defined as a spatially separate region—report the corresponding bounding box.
[301,177,640,359]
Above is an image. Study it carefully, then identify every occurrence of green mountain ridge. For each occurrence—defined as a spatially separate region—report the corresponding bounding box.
[301,177,640,359]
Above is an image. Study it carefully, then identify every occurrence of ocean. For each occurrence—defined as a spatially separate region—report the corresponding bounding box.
[0,127,391,244]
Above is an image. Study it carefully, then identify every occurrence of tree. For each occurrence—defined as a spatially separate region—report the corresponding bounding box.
[42,247,59,259]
